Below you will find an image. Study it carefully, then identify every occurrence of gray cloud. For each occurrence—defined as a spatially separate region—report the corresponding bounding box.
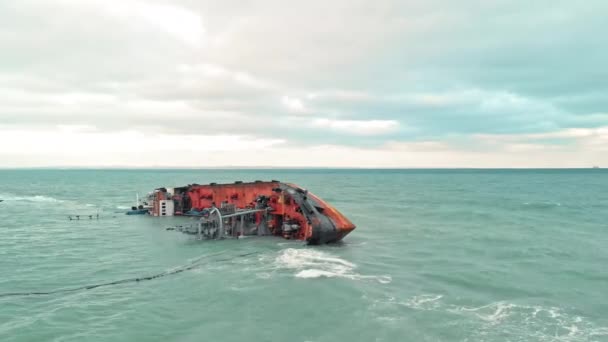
[1,0,607,151]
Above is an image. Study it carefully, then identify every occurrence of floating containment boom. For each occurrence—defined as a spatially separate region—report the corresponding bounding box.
[142,181,355,245]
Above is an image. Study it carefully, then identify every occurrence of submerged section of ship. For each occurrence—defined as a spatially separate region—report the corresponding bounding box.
[142,181,355,245]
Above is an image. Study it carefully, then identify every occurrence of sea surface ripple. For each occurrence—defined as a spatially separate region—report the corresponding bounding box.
[0,169,607,341]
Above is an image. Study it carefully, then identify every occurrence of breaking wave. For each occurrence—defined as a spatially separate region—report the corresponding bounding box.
[274,248,391,283]
[402,294,444,310]
[522,201,562,209]
[451,301,607,341]
[0,194,63,203]
[380,294,608,341]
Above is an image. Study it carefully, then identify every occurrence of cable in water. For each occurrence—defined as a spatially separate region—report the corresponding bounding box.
[0,251,259,298]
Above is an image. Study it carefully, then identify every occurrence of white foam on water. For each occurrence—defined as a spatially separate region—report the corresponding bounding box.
[523,201,562,208]
[255,272,272,279]
[276,248,354,279]
[31,195,63,202]
[295,269,340,278]
[393,295,608,341]
[274,248,391,283]
[376,275,393,284]
[413,294,443,304]
[0,194,64,203]
[455,301,516,324]
[402,294,444,310]
[116,206,130,210]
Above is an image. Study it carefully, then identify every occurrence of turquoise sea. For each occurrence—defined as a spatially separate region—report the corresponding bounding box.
[1,169,607,342]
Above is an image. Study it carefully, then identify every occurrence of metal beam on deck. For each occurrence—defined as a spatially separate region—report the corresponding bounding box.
[219,208,267,218]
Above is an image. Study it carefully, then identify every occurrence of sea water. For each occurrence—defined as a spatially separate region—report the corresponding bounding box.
[0,169,607,341]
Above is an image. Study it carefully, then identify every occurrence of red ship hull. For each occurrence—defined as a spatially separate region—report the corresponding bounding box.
[148,181,355,244]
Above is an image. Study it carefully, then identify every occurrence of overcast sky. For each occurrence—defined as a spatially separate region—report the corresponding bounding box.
[1,0,607,167]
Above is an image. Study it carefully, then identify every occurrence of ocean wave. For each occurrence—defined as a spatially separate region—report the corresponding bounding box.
[522,201,562,209]
[403,294,444,310]
[255,272,272,279]
[454,301,607,341]
[391,294,608,341]
[274,248,391,283]
[0,194,63,203]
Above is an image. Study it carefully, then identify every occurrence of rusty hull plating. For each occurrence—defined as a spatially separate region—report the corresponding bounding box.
[149,181,355,244]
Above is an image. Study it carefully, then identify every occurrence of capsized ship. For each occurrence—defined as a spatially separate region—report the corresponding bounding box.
[144,180,355,245]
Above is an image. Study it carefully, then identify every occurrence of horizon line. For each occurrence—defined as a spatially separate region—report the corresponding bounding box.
[0,166,602,170]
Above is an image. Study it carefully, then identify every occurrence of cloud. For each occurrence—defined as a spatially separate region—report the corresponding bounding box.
[281,96,307,114]
[0,0,607,167]
[311,118,400,136]
[0,126,285,167]
[1,125,606,168]
[57,0,206,47]
[472,127,608,153]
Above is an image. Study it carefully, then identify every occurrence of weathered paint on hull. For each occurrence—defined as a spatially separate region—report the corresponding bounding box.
[150,181,355,244]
